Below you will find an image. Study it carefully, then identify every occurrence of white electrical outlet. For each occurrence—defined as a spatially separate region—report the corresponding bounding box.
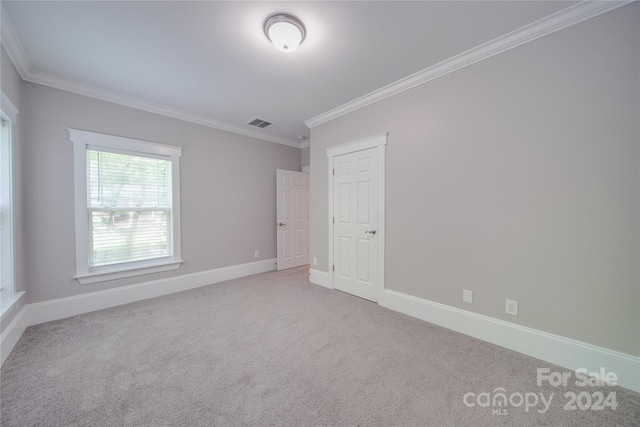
[463,289,473,304]
[506,299,518,316]
[313,257,318,266]
[254,250,259,258]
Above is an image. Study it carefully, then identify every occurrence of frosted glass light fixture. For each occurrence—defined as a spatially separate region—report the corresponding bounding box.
[264,14,306,53]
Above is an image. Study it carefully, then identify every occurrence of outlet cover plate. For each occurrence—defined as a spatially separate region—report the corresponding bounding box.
[463,289,473,304]
[506,299,518,316]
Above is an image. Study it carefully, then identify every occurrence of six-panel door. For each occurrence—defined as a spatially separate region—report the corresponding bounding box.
[277,169,309,270]
[333,148,378,302]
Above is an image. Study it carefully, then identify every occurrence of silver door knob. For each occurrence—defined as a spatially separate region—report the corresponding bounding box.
[278,222,286,227]
[365,230,377,235]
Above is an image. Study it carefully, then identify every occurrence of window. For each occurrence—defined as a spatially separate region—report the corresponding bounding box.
[0,91,20,315]
[70,129,183,284]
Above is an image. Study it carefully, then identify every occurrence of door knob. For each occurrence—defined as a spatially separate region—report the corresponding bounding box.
[365,230,377,235]
[278,222,286,227]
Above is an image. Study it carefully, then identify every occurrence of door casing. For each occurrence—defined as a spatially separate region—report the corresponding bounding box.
[276,169,309,270]
[327,133,387,301]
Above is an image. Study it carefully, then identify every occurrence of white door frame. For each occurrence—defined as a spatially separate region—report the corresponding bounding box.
[327,133,387,301]
[276,169,309,270]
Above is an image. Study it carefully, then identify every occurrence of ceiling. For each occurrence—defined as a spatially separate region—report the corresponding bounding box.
[2,1,575,147]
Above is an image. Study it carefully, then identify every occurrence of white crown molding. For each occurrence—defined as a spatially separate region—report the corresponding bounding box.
[28,70,302,148]
[305,0,633,128]
[0,4,31,78]
[2,1,631,146]
[0,5,301,150]
[300,141,310,149]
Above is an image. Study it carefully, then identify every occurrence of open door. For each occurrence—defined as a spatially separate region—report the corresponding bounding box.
[276,169,309,270]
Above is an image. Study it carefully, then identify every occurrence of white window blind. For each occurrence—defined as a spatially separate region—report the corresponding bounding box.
[87,149,172,268]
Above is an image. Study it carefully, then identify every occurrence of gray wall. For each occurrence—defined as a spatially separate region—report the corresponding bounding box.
[1,47,26,332]
[22,83,300,303]
[310,5,639,356]
[301,146,310,168]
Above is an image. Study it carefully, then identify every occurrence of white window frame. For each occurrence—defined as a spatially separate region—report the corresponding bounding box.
[0,91,23,319]
[69,129,183,285]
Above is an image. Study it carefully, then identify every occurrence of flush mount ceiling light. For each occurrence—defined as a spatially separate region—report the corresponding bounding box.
[264,14,306,53]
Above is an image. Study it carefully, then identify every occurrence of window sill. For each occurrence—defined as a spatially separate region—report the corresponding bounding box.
[75,260,184,285]
[0,291,25,321]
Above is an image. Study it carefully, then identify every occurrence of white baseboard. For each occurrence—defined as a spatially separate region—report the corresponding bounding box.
[27,258,277,326]
[309,268,332,289]
[4,262,639,393]
[379,288,640,393]
[1,306,27,365]
[1,258,276,366]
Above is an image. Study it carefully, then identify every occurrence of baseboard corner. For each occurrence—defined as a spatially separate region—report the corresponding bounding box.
[0,305,27,366]
[309,268,332,289]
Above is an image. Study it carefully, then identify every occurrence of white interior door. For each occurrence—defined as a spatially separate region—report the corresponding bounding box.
[276,169,309,270]
[333,148,378,302]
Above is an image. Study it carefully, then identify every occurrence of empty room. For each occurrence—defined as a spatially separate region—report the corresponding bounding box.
[0,1,639,425]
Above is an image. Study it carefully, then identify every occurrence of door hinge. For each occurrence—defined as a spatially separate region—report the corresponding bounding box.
[333,168,335,175]
[333,265,335,272]
[333,217,335,224]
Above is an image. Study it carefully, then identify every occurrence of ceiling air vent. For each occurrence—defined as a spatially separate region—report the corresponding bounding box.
[246,117,273,129]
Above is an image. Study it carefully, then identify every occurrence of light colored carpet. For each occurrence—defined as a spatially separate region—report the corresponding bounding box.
[1,266,638,426]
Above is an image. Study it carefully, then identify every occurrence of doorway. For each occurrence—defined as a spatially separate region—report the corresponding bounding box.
[276,169,309,270]
[328,133,386,302]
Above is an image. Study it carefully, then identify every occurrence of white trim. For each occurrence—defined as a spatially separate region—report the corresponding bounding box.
[379,288,640,393]
[0,4,301,150]
[0,291,24,321]
[305,1,633,128]
[327,133,387,300]
[326,132,388,158]
[75,260,183,285]
[69,129,182,157]
[0,258,277,366]
[3,262,638,394]
[0,92,18,122]
[69,129,183,283]
[0,90,18,313]
[377,144,386,302]
[26,258,277,327]
[34,260,275,342]
[0,7,300,148]
[71,132,90,276]
[301,165,310,173]
[3,2,629,146]
[171,153,182,263]
[327,152,334,290]
[300,141,310,149]
[0,4,31,79]
[0,303,27,365]
[35,70,301,148]
[309,268,332,289]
